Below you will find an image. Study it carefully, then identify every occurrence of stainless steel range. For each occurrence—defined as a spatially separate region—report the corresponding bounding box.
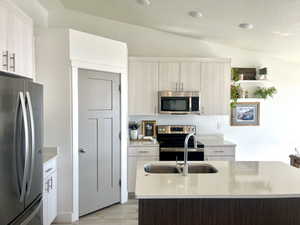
[157,125,204,161]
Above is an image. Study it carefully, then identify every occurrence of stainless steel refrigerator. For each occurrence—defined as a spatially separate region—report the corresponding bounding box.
[0,72,43,225]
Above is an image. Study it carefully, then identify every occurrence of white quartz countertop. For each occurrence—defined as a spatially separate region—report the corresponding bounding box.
[196,135,236,147]
[199,139,236,147]
[43,147,58,163]
[135,161,300,199]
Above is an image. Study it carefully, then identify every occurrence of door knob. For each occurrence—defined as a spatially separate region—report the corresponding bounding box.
[79,148,87,153]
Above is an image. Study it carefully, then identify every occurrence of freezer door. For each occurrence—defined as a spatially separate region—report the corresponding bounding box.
[0,74,26,225]
[24,81,43,208]
[10,195,43,225]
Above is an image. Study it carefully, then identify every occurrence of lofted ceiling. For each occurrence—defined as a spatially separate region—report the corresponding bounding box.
[52,0,300,61]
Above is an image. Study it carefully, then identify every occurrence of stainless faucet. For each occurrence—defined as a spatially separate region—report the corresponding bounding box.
[183,132,197,176]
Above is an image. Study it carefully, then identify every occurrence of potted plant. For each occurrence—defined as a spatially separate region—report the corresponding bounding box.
[129,121,140,140]
[230,84,241,108]
[254,87,277,99]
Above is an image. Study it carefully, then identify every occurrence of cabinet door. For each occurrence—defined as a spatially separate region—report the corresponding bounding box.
[0,1,8,71]
[43,184,49,225]
[128,155,159,193]
[158,62,180,91]
[48,172,57,224]
[180,62,201,91]
[200,62,231,115]
[127,156,137,193]
[128,61,158,115]
[6,2,33,77]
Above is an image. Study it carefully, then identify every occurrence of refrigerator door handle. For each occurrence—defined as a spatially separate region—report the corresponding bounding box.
[19,92,30,203]
[25,92,35,197]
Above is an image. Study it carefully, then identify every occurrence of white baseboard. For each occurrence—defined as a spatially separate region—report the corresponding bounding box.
[54,211,77,224]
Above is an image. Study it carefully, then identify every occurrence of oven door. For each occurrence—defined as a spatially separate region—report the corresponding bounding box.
[159,97,190,114]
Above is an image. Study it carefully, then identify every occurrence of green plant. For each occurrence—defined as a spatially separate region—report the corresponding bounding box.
[230,84,241,108]
[129,121,140,130]
[254,87,277,99]
[231,68,240,82]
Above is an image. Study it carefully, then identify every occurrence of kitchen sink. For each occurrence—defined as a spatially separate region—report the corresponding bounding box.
[144,163,218,174]
[144,164,180,174]
[188,164,218,173]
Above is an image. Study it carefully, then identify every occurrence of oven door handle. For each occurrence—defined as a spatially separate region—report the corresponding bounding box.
[160,147,204,152]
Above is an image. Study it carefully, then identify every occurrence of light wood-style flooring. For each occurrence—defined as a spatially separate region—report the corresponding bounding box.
[55,200,138,225]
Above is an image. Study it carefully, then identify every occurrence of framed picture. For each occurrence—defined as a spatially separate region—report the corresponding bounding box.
[231,102,260,126]
[142,120,157,137]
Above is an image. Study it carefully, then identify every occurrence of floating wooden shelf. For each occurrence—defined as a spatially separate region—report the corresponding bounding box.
[233,80,272,85]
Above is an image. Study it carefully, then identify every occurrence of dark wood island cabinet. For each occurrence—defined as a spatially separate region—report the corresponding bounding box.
[139,198,300,225]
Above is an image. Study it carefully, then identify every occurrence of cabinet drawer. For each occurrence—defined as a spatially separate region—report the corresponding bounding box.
[43,157,57,178]
[205,156,235,161]
[205,146,235,156]
[128,147,159,156]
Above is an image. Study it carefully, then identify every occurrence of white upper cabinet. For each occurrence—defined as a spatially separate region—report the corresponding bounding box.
[180,62,201,91]
[128,61,159,115]
[0,2,8,63]
[158,62,180,91]
[200,62,231,115]
[128,58,231,115]
[0,0,34,78]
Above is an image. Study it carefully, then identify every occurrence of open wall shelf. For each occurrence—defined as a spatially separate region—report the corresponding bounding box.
[234,80,272,85]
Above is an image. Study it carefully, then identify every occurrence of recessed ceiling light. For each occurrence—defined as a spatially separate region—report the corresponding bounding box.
[272,31,292,37]
[189,11,203,18]
[238,23,254,30]
[137,0,151,6]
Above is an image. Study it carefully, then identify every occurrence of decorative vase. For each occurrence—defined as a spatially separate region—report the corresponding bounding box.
[130,129,138,140]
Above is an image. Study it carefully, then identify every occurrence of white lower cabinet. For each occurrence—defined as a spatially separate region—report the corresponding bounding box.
[43,157,57,225]
[204,146,236,161]
[128,146,159,193]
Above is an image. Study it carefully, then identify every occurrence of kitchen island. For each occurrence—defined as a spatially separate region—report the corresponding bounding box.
[135,161,300,225]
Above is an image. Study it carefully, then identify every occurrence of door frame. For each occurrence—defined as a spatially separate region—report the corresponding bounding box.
[70,59,128,221]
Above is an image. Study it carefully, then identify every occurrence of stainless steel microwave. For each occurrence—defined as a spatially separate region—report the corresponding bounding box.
[158,91,201,114]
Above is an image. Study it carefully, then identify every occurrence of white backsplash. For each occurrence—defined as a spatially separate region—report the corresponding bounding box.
[129,115,228,136]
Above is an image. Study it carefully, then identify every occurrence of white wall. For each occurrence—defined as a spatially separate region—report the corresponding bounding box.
[47,9,300,163]
[11,0,48,27]
[35,28,128,223]
[35,28,74,222]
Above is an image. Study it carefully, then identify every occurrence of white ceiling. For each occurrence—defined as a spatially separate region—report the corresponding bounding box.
[52,0,300,61]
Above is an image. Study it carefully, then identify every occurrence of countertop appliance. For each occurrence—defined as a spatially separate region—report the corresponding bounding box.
[157,125,204,161]
[158,91,201,114]
[0,72,43,225]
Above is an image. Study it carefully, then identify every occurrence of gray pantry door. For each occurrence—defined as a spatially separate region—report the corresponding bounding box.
[78,69,121,216]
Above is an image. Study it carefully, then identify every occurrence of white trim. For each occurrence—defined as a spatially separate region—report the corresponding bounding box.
[129,56,231,63]
[71,67,79,221]
[71,60,128,222]
[54,211,74,223]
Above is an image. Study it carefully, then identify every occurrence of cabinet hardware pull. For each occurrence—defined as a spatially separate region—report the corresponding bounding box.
[46,168,53,173]
[176,82,178,91]
[2,51,9,70]
[214,150,224,153]
[9,53,15,72]
[50,177,53,189]
[181,82,184,91]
